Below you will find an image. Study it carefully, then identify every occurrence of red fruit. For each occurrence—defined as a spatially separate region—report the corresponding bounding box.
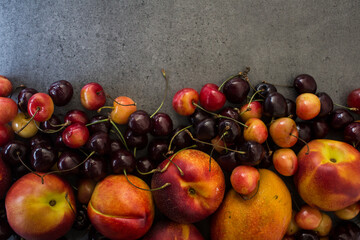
[0,97,18,124]
[199,83,226,111]
[64,109,89,125]
[27,93,54,122]
[80,83,106,111]
[172,88,199,116]
[295,205,322,230]
[347,88,360,114]
[62,123,89,148]
[296,93,321,120]
[0,124,14,147]
[273,148,298,176]
[230,165,260,195]
[0,75,12,97]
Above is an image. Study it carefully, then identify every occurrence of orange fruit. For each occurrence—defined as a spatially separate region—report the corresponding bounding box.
[211,169,292,240]
[110,96,137,124]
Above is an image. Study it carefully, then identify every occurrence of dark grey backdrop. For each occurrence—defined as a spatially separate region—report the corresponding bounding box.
[0,0,359,239]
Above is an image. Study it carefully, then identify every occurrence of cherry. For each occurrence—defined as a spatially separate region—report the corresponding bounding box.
[199,83,226,111]
[86,132,111,155]
[329,109,354,130]
[136,157,155,174]
[347,88,360,114]
[81,155,107,182]
[254,82,277,98]
[77,178,96,204]
[29,133,52,149]
[217,150,238,172]
[329,221,360,240]
[12,112,38,138]
[292,122,312,151]
[65,109,89,125]
[222,76,250,104]
[80,82,106,111]
[57,151,82,174]
[54,133,67,152]
[48,80,73,106]
[344,122,360,147]
[220,107,240,121]
[72,204,90,230]
[128,110,151,134]
[258,148,273,169]
[109,138,124,153]
[30,145,57,172]
[17,87,38,113]
[0,124,13,147]
[293,74,317,94]
[286,98,297,119]
[294,230,319,240]
[0,97,18,125]
[239,101,263,122]
[88,115,110,134]
[62,123,90,149]
[109,96,137,125]
[148,139,169,163]
[236,141,265,166]
[195,117,216,141]
[263,92,288,118]
[296,93,321,120]
[170,126,193,150]
[218,119,242,144]
[172,88,199,116]
[40,114,62,131]
[27,93,54,122]
[151,112,173,136]
[110,149,136,174]
[312,118,330,139]
[0,75,12,97]
[1,140,28,167]
[124,129,148,149]
[316,92,333,117]
[188,108,211,126]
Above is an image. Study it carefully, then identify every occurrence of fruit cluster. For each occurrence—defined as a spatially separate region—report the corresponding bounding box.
[0,69,358,240]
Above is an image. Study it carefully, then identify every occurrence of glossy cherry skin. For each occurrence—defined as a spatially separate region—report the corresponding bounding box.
[81,155,107,182]
[64,109,89,125]
[110,96,137,125]
[0,75,12,97]
[223,76,250,104]
[54,133,67,152]
[0,124,13,147]
[148,139,169,163]
[286,98,297,119]
[170,126,193,150]
[220,107,240,121]
[27,93,54,122]
[109,139,124,153]
[57,151,82,174]
[347,88,360,114]
[188,108,210,126]
[86,132,111,155]
[172,88,199,116]
[263,92,288,118]
[329,109,354,130]
[124,129,148,149]
[80,82,106,111]
[62,123,90,149]
[312,118,330,139]
[236,141,265,166]
[30,145,57,172]
[344,122,360,146]
[40,114,62,131]
[218,119,242,144]
[294,230,319,240]
[239,101,263,122]
[293,122,312,151]
[199,83,226,111]
[110,149,136,174]
[217,151,238,172]
[1,140,28,167]
[151,112,173,136]
[254,82,277,98]
[17,87,38,113]
[0,97,18,125]
[329,221,360,240]
[316,92,333,117]
[293,74,317,94]
[48,80,73,106]
[136,157,155,173]
[128,110,151,134]
[29,133,52,150]
[88,115,110,134]
[195,117,216,141]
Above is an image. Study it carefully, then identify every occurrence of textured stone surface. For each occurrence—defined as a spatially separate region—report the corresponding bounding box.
[0,0,359,239]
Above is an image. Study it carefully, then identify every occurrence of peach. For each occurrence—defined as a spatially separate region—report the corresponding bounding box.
[151,149,225,223]
[295,139,360,211]
[142,220,204,240]
[88,174,154,240]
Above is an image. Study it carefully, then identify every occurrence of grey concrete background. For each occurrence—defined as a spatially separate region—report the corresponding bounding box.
[0,0,359,239]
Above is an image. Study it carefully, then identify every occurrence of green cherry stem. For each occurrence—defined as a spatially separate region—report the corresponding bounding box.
[123,169,171,191]
[109,119,129,151]
[334,103,359,112]
[97,106,115,113]
[34,120,70,134]
[192,102,248,128]
[290,133,310,155]
[15,107,40,134]
[65,192,76,216]
[217,73,241,91]
[17,152,43,182]
[107,94,137,107]
[150,69,168,118]
[167,125,193,153]
[85,118,110,127]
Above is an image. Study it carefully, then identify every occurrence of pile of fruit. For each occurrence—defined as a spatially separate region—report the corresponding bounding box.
[0,69,358,240]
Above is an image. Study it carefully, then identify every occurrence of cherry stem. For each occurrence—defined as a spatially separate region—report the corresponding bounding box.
[161,145,196,175]
[133,147,137,158]
[17,152,43,183]
[85,118,110,127]
[167,125,193,153]
[150,69,168,118]
[334,103,359,112]
[218,73,241,91]
[239,89,264,117]
[16,107,40,134]
[65,192,76,216]
[123,169,171,191]
[107,94,137,107]
[209,132,227,172]
[185,129,246,154]
[239,179,260,201]
[43,151,96,179]
[265,140,273,155]
[97,106,115,113]
[290,133,309,155]
[109,119,129,151]
[192,102,248,128]
[34,120,70,134]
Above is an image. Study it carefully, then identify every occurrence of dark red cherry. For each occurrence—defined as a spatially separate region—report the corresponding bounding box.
[316,92,333,117]
[293,74,317,94]
[110,149,136,174]
[216,151,238,172]
[170,126,193,150]
[188,108,211,126]
[294,230,319,240]
[254,82,277,98]
[1,140,28,167]
[151,113,173,136]
[258,148,273,169]
[48,80,73,106]
[148,139,169,163]
[109,139,124,153]
[65,109,89,125]
[54,133,67,152]
[17,87,38,113]
[40,114,62,131]
[195,118,216,141]
[81,155,107,182]
[329,109,354,130]
[128,110,151,135]
[347,88,360,114]
[263,92,288,118]
[136,157,155,173]
[222,76,250,104]
[88,115,110,134]
[29,134,52,149]
[124,129,148,149]
[72,204,90,230]
[292,122,312,152]
[344,122,360,146]
[286,98,297,119]
[57,151,82,174]
[218,119,241,144]
[86,132,111,155]
[236,141,265,166]
[220,107,240,121]
[30,145,57,172]
[312,118,330,139]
